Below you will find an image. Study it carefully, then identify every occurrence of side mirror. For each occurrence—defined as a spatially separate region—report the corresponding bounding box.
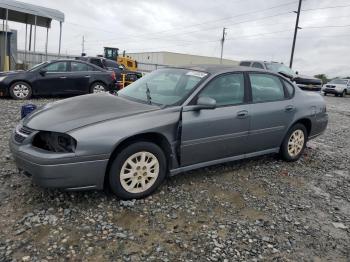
[183,97,216,112]
[196,97,216,110]
[39,69,47,76]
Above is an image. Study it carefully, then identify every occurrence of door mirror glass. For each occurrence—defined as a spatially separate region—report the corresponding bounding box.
[196,96,216,110]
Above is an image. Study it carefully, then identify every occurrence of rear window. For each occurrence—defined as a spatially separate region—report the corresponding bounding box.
[90,58,104,68]
[105,60,119,68]
[240,61,251,67]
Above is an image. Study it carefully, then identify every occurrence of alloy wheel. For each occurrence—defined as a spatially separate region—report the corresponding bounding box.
[13,84,30,99]
[93,84,106,93]
[120,151,160,194]
[287,129,305,157]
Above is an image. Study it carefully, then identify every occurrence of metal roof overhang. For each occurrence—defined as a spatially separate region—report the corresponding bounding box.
[0,0,64,28]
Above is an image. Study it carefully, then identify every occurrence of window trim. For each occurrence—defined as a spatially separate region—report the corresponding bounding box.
[280,77,295,99]
[246,71,292,104]
[190,72,248,108]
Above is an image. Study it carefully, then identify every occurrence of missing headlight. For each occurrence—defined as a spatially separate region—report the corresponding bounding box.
[32,132,77,153]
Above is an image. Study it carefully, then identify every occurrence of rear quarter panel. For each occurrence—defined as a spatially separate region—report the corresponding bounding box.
[287,88,327,138]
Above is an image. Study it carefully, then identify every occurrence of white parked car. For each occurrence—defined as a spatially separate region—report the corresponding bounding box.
[322,79,350,97]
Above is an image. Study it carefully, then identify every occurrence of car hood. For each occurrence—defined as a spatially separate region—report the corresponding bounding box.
[0,70,26,77]
[294,75,322,85]
[324,83,346,88]
[23,94,159,133]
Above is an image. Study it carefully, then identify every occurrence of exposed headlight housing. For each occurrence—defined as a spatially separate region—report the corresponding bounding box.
[32,131,77,153]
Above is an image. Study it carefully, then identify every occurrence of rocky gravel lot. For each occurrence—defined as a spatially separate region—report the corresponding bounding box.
[0,95,349,261]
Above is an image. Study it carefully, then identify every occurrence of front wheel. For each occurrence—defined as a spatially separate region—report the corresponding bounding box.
[340,90,346,97]
[9,81,32,100]
[108,142,167,199]
[280,124,307,162]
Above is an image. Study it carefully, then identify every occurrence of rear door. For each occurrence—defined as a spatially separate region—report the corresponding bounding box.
[68,61,95,94]
[35,61,68,95]
[180,72,250,167]
[246,73,296,153]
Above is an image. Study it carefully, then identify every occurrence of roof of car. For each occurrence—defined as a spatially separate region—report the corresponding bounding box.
[168,64,268,74]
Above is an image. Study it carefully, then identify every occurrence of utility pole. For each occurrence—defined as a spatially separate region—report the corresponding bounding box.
[81,35,85,55]
[290,0,302,69]
[220,27,227,64]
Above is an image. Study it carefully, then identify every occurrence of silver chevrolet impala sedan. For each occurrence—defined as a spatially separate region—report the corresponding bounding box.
[10,65,328,199]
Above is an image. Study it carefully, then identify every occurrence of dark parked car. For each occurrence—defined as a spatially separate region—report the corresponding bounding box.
[0,60,116,99]
[76,56,142,83]
[10,65,328,199]
[239,61,322,91]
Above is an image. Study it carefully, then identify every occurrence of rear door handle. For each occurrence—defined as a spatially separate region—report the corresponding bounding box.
[59,76,67,79]
[85,75,91,78]
[237,110,249,119]
[285,105,295,112]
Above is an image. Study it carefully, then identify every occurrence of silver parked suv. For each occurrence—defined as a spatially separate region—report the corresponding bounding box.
[322,78,350,97]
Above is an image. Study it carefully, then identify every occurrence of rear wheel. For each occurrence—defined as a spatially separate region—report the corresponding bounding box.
[108,142,167,199]
[90,82,106,93]
[9,81,32,100]
[280,124,307,162]
[323,92,327,96]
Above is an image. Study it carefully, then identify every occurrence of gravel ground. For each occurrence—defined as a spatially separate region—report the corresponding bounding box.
[0,95,349,262]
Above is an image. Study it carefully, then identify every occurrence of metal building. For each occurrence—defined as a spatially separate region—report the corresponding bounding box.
[126,51,238,72]
[0,0,65,71]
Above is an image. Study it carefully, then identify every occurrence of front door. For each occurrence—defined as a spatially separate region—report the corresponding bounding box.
[34,61,68,95]
[180,73,250,167]
[246,73,296,153]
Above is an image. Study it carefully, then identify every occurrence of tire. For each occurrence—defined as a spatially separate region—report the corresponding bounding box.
[9,81,32,100]
[340,90,346,97]
[108,142,167,199]
[280,123,307,162]
[323,92,327,96]
[90,82,106,94]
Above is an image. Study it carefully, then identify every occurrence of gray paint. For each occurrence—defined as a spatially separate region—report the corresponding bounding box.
[10,65,328,190]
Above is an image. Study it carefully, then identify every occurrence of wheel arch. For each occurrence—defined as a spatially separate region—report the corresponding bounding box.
[291,118,312,136]
[8,79,32,90]
[90,80,107,88]
[103,132,173,189]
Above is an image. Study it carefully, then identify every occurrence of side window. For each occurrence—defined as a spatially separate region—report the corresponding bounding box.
[240,61,251,67]
[71,62,89,72]
[252,62,264,69]
[199,73,245,106]
[45,62,67,72]
[249,73,285,102]
[282,79,295,98]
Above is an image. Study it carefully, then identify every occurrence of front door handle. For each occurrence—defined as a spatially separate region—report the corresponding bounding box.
[285,105,295,112]
[60,76,67,79]
[237,110,249,119]
[85,75,91,78]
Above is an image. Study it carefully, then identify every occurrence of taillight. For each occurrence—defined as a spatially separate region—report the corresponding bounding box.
[111,71,116,81]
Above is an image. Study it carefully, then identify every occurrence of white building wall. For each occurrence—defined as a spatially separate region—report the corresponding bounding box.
[126,51,238,72]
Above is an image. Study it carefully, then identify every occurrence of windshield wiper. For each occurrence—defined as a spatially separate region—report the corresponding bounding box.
[145,83,152,104]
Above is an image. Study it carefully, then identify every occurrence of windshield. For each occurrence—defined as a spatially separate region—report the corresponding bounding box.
[118,68,208,106]
[265,63,295,76]
[28,62,47,72]
[330,79,348,85]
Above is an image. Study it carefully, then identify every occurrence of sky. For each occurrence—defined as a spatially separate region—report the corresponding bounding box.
[7,0,350,77]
